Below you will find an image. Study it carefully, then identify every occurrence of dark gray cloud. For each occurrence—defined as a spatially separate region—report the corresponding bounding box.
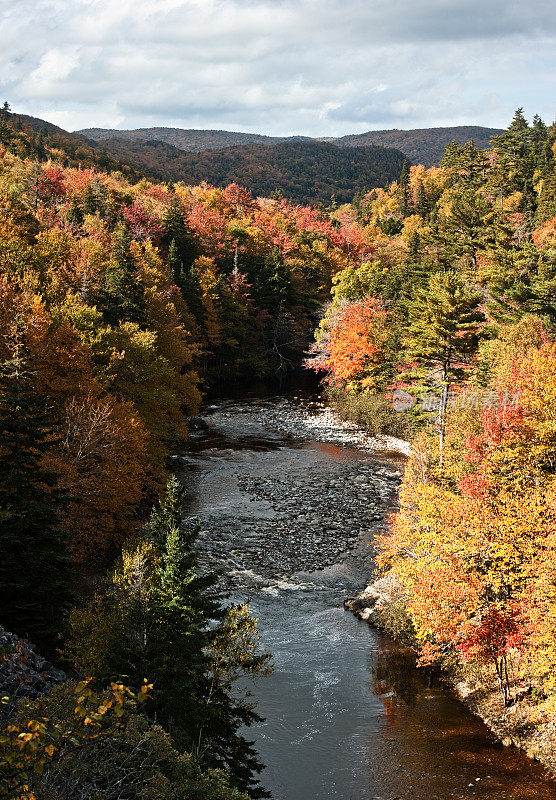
[1,0,554,135]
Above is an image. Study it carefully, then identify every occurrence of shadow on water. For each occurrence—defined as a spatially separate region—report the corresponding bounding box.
[370,639,556,800]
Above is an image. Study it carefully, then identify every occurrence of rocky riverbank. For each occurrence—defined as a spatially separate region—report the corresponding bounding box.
[0,625,66,724]
[180,398,406,590]
[240,397,412,457]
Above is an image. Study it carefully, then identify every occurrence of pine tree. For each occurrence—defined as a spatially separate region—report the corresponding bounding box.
[489,108,538,206]
[398,159,410,215]
[66,197,84,227]
[82,183,98,215]
[435,184,492,272]
[0,327,70,648]
[486,218,556,325]
[404,272,484,462]
[413,178,429,218]
[162,199,197,281]
[98,223,145,326]
[249,250,291,313]
[66,476,269,798]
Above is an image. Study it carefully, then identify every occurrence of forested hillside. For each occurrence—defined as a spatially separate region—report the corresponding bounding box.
[82,123,501,168]
[0,106,142,178]
[76,137,407,204]
[81,126,306,151]
[0,107,370,798]
[334,125,502,167]
[308,109,556,762]
[2,102,556,793]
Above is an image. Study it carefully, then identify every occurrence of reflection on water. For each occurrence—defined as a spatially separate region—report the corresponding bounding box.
[244,592,556,800]
[371,640,556,800]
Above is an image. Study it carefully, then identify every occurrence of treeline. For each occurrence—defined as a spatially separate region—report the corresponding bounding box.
[85,137,407,204]
[309,110,556,736]
[0,103,142,179]
[0,110,366,798]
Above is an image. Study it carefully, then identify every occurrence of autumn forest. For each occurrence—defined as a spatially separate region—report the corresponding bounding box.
[1,101,556,797]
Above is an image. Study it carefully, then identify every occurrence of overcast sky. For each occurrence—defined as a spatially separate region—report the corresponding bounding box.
[2,0,555,136]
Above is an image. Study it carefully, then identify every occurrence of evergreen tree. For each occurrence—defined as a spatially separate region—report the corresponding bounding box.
[65,476,269,798]
[413,178,429,218]
[249,250,291,313]
[66,197,84,227]
[404,272,484,462]
[489,108,538,207]
[0,327,70,648]
[434,184,492,272]
[486,219,556,326]
[82,183,98,215]
[398,159,410,215]
[98,223,145,326]
[162,199,197,281]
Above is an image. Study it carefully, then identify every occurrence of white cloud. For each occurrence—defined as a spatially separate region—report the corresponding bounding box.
[1,0,555,135]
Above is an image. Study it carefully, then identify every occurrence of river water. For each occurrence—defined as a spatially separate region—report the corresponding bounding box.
[178,382,556,800]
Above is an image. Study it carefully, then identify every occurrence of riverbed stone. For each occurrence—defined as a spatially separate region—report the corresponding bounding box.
[180,398,405,590]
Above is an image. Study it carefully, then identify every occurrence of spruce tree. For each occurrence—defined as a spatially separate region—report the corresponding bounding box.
[404,272,484,461]
[398,159,410,215]
[66,476,269,798]
[162,199,197,281]
[486,219,556,326]
[0,330,70,647]
[66,197,84,227]
[98,223,145,326]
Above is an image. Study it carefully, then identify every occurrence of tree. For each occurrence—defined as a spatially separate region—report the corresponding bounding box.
[0,679,252,800]
[308,297,391,390]
[485,218,556,326]
[65,477,270,798]
[98,223,145,327]
[0,325,71,648]
[404,272,484,461]
[162,199,197,283]
[398,159,410,215]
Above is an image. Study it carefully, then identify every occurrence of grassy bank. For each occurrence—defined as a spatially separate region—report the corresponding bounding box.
[324,388,415,440]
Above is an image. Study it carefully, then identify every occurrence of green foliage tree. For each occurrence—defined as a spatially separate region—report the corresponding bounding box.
[0,328,70,648]
[398,159,410,215]
[485,219,556,326]
[404,272,484,461]
[65,476,270,798]
[162,199,197,282]
[98,223,145,326]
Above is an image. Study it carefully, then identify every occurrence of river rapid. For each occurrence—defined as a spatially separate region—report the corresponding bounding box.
[177,381,556,800]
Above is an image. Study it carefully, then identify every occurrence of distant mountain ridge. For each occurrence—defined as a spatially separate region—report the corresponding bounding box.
[80,126,311,152]
[92,137,407,204]
[80,124,503,167]
[333,126,503,167]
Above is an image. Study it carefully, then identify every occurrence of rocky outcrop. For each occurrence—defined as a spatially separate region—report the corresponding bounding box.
[344,575,397,623]
[0,625,66,722]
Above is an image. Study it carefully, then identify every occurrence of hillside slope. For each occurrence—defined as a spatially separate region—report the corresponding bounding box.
[93,137,407,203]
[0,110,143,179]
[80,126,309,151]
[79,124,502,168]
[334,125,502,167]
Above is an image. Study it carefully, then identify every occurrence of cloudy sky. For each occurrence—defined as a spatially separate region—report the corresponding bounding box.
[2,0,555,135]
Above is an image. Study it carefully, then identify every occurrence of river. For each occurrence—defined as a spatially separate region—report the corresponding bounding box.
[177,381,556,800]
